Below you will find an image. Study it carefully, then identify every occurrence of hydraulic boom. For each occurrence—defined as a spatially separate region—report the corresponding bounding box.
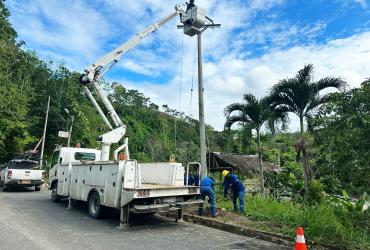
[79,4,190,161]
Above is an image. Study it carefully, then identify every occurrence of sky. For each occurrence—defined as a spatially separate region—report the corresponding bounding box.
[5,0,370,131]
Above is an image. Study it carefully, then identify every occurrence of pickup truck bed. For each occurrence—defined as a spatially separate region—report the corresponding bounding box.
[0,159,44,191]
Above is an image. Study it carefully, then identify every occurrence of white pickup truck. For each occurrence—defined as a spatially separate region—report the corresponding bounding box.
[48,147,202,227]
[0,159,44,191]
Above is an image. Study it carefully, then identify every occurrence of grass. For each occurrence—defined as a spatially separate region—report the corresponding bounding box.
[215,193,370,249]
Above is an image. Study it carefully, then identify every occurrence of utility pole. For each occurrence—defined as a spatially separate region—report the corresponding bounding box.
[40,96,50,169]
[64,108,74,147]
[178,1,220,179]
[197,32,207,178]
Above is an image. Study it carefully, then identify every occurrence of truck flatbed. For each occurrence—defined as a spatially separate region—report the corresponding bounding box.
[133,184,199,190]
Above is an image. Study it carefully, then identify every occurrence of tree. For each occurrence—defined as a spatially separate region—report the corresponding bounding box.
[311,79,370,193]
[224,93,286,193]
[0,0,17,43]
[269,64,345,197]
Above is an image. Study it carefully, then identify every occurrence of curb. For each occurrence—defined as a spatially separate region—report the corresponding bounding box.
[164,212,341,250]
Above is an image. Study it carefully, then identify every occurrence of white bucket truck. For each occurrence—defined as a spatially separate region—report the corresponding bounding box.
[49,3,208,228]
[48,147,201,227]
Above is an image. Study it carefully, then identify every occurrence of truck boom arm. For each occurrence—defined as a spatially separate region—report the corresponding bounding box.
[81,5,185,86]
[79,4,188,161]
[80,4,186,130]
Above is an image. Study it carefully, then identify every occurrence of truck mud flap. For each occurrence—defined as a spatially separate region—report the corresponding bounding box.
[133,203,170,214]
[172,199,204,209]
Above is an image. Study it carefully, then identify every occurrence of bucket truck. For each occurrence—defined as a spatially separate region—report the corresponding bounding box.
[48,2,207,228]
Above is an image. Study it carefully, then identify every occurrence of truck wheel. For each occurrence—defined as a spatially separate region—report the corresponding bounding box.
[2,185,8,192]
[51,183,61,202]
[35,185,41,191]
[88,192,102,219]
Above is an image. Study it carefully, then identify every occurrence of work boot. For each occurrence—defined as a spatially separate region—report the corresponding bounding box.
[211,211,219,217]
[198,207,203,216]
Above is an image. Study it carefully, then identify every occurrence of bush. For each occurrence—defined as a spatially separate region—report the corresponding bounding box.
[309,179,325,202]
[319,175,342,194]
[216,191,370,249]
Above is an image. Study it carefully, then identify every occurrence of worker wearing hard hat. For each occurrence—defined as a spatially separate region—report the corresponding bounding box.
[198,176,217,217]
[222,170,245,212]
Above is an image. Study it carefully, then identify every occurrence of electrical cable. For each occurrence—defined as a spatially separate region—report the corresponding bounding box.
[174,32,185,150]
[189,40,197,117]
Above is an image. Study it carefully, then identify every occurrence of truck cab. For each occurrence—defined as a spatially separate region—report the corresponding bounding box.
[48,147,101,193]
[0,158,44,191]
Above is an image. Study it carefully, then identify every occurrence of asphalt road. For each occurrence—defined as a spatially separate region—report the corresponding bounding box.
[0,188,289,250]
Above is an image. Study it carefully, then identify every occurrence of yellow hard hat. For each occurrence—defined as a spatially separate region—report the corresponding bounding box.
[222,170,229,177]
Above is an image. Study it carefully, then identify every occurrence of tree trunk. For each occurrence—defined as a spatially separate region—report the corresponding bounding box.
[300,115,310,198]
[257,128,264,194]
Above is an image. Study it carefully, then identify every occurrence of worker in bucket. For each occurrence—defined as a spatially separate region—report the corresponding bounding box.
[198,176,217,217]
[222,170,245,212]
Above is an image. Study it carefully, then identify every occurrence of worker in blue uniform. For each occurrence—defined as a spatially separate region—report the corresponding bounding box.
[193,174,200,186]
[198,176,217,217]
[222,170,245,212]
[184,173,194,185]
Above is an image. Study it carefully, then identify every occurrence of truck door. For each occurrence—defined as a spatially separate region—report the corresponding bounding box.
[123,160,137,189]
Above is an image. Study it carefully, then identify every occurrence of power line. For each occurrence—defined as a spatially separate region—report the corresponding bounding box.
[189,41,197,117]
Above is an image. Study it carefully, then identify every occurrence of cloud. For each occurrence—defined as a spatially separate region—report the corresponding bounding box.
[5,0,370,132]
[6,0,112,70]
[114,32,370,131]
[354,0,368,8]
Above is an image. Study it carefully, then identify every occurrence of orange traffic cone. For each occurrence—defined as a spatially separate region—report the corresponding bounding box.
[295,227,307,250]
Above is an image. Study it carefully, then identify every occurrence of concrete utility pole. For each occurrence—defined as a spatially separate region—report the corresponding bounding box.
[197,32,207,178]
[178,1,220,179]
[40,96,50,169]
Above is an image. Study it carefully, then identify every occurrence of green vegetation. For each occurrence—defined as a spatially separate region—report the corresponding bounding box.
[220,66,369,248]
[268,64,345,197]
[216,193,370,249]
[224,93,287,193]
[0,1,226,165]
[1,1,369,248]
[311,80,370,194]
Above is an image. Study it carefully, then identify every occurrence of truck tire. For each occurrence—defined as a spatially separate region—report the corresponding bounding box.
[2,185,8,192]
[35,185,41,191]
[51,183,61,202]
[88,192,102,219]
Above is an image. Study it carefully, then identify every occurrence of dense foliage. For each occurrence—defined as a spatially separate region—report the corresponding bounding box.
[311,80,370,194]
[217,193,370,249]
[224,93,287,193]
[2,1,369,247]
[268,64,345,197]
[0,1,238,165]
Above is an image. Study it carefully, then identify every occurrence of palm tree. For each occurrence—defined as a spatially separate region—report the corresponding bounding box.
[269,64,345,197]
[224,94,286,194]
